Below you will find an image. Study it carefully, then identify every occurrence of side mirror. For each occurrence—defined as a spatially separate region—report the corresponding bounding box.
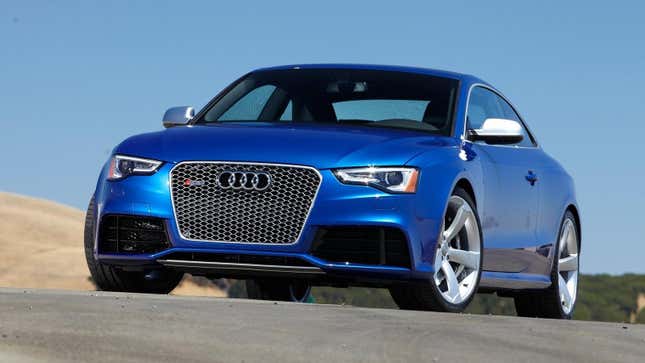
[163,106,195,128]
[468,118,524,145]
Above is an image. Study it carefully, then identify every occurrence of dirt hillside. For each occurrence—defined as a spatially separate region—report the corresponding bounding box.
[0,192,224,296]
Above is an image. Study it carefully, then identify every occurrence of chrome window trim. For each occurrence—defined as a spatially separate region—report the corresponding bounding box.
[462,83,540,149]
[169,161,323,245]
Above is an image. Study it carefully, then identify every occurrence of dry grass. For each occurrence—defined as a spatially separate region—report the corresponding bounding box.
[0,192,225,297]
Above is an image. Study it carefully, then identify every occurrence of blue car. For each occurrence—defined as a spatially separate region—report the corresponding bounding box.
[85,64,580,318]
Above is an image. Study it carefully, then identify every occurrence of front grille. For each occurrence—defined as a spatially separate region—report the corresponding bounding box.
[170,162,321,244]
[311,227,411,268]
[98,215,170,254]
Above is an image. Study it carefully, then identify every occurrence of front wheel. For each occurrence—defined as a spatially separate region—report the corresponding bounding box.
[246,279,312,302]
[390,188,483,312]
[514,210,579,319]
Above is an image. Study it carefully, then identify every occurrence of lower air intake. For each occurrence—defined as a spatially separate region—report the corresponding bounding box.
[98,215,169,254]
[311,226,411,268]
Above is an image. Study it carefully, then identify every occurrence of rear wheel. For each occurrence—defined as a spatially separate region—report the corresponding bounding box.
[390,188,482,312]
[84,197,184,294]
[246,279,312,302]
[514,210,579,319]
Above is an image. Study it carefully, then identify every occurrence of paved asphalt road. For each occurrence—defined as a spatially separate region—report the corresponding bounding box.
[1,288,644,363]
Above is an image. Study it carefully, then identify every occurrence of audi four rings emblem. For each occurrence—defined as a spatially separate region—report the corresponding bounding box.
[216,171,272,191]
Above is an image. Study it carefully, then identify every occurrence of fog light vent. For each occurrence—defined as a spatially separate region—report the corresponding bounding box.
[98,215,169,254]
[310,226,411,268]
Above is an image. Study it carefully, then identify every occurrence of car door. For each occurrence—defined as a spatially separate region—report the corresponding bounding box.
[467,86,542,273]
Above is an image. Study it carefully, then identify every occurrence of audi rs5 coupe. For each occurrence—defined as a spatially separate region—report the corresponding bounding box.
[85,64,581,318]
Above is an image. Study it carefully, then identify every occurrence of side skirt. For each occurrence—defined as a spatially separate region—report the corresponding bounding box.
[479,271,551,291]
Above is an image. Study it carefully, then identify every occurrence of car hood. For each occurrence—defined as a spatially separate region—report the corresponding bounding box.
[115,123,456,169]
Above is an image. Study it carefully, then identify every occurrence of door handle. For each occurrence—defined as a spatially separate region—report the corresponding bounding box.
[525,170,538,186]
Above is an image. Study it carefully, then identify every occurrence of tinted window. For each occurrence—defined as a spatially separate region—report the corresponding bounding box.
[496,96,535,147]
[467,87,535,147]
[467,87,502,129]
[333,99,429,122]
[218,85,276,121]
[201,69,459,135]
[279,101,292,121]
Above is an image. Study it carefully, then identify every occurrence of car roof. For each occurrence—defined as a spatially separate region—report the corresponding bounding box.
[252,63,489,86]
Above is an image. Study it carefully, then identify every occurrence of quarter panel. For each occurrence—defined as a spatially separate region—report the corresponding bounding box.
[536,153,579,268]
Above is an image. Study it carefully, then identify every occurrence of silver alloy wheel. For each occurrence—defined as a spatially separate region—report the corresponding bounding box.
[434,195,481,305]
[558,218,579,315]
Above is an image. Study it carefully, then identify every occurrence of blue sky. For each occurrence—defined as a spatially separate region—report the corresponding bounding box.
[1,1,643,274]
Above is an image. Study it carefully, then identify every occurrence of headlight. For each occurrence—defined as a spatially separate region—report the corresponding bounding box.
[107,155,163,181]
[333,167,419,193]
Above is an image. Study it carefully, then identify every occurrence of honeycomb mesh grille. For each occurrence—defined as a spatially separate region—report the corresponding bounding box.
[170,162,321,244]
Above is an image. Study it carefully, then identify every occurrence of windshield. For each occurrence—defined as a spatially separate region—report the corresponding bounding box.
[199,68,459,135]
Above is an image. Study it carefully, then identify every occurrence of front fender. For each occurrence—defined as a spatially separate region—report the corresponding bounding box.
[406,142,485,264]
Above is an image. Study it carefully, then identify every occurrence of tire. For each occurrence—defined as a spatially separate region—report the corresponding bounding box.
[245,279,311,302]
[514,210,579,319]
[389,187,483,312]
[84,197,184,294]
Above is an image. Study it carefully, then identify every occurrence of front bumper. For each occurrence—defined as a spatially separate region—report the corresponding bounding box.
[93,163,445,284]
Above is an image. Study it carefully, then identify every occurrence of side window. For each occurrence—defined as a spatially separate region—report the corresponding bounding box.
[467,87,503,129]
[279,101,292,121]
[218,85,276,121]
[496,97,535,147]
[467,87,535,147]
